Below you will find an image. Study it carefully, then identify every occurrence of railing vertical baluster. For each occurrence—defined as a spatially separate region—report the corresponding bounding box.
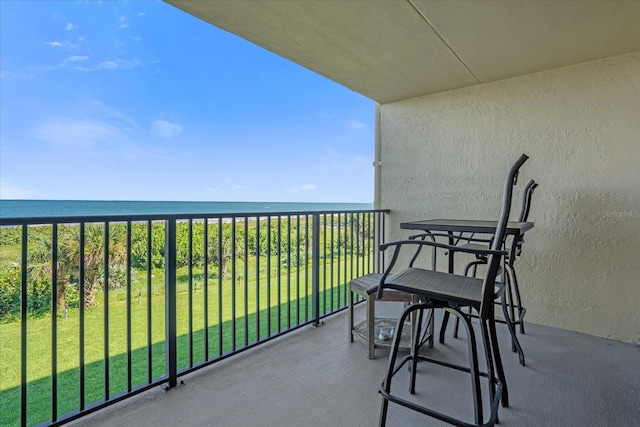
[20,225,27,427]
[203,218,209,360]
[322,214,327,315]
[360,212,366,275]
[79,222,86,410]
[267,216,272,336]
[296,215,300,325]
[366,212,371,273]
[287,215,291,328]
[375,212,381,272]
[244,217,249,346]
[103,223,110,400]
[337,214,342,307]
[344,214,348,297]
[331,214,336,312]
[51,224,58,423]
[351,213,359,278]
[188,219,194,368]
[126,222,132,392]
[255,216,261,341]
[146,221,152,383]
[305,215,310,322]
[165,219,178,389]
[217,218,223,356]
[311,213,320,326]
[370,212,374,272]
[380,212,384,271]
[231,218,236,351]
[329,214,334,312]
[362,213,367,274]
[355,213,361,278]
[277,216,281,333]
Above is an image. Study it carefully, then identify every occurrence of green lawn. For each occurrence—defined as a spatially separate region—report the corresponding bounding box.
[0,256,369,426]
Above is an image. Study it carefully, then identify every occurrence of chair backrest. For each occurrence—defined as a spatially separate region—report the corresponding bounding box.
[480,154,529,318]
[518,179,538,222]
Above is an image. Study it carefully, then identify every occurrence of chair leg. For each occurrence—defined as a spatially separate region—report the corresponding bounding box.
[439,311,450,344]
[449,308,483,425]
[488,312,509,408]
[348,287,354,342]
[380,304,503,427]
[503,270,518,353]
[506,264,526,334]
[409,308,425,394]
[479,319,496,405]
[501,292,525,366]
[379,303,421,427]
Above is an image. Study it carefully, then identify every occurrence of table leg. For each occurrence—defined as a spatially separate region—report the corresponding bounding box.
[439,232,455,343]
[367,294,375,359]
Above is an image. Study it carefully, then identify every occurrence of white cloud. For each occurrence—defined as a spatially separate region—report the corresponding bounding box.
[0,70,31,79]
[44,40,78,50]
[31,118,128,148]
[150,120,183,138]
[301,184,317,191]
[66,55,89,62]
[71,58,143,72]
[99,61,119,69]
[231,185,244,191]
[65,23,77,31]
[91,101,140,130]
[119,23,129,29]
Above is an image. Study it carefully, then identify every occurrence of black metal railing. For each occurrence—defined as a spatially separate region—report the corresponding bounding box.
[0,209,389,426]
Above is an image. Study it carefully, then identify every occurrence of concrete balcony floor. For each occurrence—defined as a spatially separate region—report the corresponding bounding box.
[69,306,639,427]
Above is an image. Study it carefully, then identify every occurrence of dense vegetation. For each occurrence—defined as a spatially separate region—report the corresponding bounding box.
[0,215,371,322]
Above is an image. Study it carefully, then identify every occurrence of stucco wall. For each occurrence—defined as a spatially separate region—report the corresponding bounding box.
[380,52,640,344]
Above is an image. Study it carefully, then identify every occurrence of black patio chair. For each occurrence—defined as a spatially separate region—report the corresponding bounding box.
[450,179,537,366]
[377,154,529,427]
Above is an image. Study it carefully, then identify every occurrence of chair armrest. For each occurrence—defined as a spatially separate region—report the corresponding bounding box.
[377,240,507,300]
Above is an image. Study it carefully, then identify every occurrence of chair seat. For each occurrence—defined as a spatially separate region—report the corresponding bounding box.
[459,242,491,252]
[385,267,487,308]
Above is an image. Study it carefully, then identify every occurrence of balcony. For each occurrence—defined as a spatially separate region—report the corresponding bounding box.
[1,208,638,426]
[67,307,639,427]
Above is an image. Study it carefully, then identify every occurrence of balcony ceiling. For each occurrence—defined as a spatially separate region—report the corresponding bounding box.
[166,0,640,104]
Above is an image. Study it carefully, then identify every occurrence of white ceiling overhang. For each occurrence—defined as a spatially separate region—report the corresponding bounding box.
[165,0,640,104]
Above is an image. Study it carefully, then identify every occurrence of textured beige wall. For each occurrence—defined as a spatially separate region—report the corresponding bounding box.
[380,52,640,344]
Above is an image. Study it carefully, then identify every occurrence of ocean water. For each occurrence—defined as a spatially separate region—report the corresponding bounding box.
[0,200,373,218]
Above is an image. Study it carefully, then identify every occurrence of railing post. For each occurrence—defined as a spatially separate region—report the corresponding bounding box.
[311,213,321,326]
[165,219,178,389]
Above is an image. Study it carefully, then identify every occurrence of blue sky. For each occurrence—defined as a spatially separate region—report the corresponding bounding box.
[0,1,374,203]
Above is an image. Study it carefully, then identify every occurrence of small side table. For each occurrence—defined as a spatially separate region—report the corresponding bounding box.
[349,273,416,359]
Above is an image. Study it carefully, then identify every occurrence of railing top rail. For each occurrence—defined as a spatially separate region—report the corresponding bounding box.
[0,208,391,226]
